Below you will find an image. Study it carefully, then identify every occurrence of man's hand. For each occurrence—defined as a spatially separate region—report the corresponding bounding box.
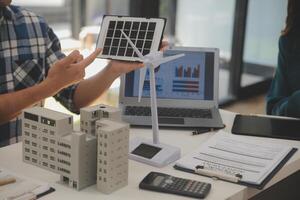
[44,49,101,94]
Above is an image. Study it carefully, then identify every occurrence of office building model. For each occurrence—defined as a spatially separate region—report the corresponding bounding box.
[22,104,129,193]
[96,119,129,194]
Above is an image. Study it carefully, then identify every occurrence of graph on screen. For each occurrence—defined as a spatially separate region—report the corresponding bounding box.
[172,64,201,94]
[131,51,206,100]
[175,65,200,78]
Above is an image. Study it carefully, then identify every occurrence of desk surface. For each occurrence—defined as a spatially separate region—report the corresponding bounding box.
[1,110,300,200]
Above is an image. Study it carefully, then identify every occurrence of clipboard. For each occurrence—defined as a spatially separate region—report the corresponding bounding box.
[174,146,297,189]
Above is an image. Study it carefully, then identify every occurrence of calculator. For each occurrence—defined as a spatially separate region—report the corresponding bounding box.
[139,172,211,199]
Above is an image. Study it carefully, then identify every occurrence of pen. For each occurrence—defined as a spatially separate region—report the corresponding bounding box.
[192,125,226,136]
[192,128,212,135]
[0,176,16,186]
[195,165,242,183]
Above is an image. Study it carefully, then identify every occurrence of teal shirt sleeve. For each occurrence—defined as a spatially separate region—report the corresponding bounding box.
[266,36,300,118]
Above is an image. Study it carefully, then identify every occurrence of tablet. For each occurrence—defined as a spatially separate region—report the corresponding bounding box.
[231,114,300,140]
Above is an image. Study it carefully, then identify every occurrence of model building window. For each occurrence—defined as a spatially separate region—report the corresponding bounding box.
[58,167,70,174]
[92,111,98,118]
[58,158,71,166]
[31,150,37,155]
[73,181,77,189]
[43,154,48,159]
[42,146,48,150]
[58,142,71,149]
[50,165,56,170]
[50,139,56,144]
[103,111,109,118]
[58,150,71,157]
[62,176,69,183]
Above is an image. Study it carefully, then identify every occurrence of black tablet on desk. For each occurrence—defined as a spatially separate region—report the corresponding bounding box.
[232,114,300,140]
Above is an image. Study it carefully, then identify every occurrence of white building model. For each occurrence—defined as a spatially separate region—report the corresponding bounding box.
[22,104,129,193]
[96,119,129,194]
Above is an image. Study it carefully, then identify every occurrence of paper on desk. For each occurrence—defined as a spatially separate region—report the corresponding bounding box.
[0,169,50,200]
[176,130,293,185]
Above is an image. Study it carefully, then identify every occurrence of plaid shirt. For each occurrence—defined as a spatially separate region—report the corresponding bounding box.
[0,5,79,147]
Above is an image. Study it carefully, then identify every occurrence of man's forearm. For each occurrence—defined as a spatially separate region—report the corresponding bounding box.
[73,64,119,109]
[0,80,57,124]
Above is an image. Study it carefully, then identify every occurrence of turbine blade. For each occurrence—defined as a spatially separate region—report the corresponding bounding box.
[120,30,144,59]
[153,53,185,66]
[138,67,147,102]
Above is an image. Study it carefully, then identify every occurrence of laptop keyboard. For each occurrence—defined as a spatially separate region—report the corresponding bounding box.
[124,106,212,119]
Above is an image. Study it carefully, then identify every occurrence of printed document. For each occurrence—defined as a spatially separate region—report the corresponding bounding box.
[176,131,293,185]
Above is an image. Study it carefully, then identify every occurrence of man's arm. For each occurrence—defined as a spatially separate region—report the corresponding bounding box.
[0,50,100,124]
[0,79,57,124]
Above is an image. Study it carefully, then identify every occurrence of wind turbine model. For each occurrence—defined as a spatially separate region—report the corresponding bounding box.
[121,30,184,167]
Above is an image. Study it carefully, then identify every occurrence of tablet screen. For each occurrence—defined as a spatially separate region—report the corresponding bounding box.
[232,115,300,140]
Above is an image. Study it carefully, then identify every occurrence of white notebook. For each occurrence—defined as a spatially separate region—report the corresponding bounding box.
[174,131,297,188]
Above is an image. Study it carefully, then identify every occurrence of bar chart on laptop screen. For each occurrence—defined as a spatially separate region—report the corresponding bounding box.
[132,52,206,100]
[173,65,201,94]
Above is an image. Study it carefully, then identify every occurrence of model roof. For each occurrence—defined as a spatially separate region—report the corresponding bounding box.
[80,104,117,112]
[97,119,128,132]
[24,106,72,120]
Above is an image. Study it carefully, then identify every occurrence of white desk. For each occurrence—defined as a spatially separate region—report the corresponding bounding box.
[1,110,300,200]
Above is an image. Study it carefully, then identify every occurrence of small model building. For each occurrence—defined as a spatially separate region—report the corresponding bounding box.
[80,104,121,136]
[22,104,129,193]
[96,119,129,194]
[22,107,97,190]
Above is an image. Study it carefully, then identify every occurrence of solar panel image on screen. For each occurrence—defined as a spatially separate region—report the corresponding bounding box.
[97,16,166,62]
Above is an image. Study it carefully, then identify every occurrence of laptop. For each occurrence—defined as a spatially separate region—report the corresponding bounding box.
[119,46,223,128]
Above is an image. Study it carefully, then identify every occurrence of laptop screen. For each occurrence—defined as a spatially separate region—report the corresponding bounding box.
[124,49,215,100]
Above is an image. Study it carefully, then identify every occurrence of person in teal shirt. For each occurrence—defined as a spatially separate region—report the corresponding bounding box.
[266,0,300,118]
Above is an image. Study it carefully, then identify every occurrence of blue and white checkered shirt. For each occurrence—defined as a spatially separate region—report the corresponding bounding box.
[0,5,79,147]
